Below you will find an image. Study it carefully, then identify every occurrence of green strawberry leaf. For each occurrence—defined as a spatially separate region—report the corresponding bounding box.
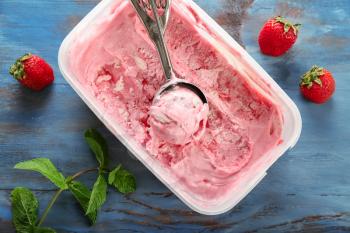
[10,187,38,233]
[294,23,302,31]
[300,65,325,89]
[275,16,301,35]
[84,129,108,170]
[33,227,56,233]
[314,78,322,86]
[108,165,136,194]
[86,175,107,215]
[68,181,97,225]
[15,158,68,190]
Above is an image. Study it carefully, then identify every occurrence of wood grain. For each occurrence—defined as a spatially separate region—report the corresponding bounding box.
[1,0,350,232]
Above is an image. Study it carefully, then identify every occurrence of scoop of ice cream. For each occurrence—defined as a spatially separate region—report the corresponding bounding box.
[149,87,209,145]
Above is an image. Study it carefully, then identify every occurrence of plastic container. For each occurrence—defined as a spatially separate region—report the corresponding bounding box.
[58,0,302,215]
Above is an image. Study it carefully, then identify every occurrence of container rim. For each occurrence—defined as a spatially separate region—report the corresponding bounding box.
[58,0,302,215]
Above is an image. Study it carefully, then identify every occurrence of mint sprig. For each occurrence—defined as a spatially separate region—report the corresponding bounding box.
[10,128,137,232]
[11,187,39,233]
[68,181,97,225]
[10,187,57,233]
[86,175,107,215]
[15,158,68,190]
[85,128,108,170]
[109,165,136,194]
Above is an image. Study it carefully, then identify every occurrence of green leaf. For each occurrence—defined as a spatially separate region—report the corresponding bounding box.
[33,227,56,233]
[85,129,108,169]
[86,175,107,215]
[294,23,302,31]
[68,181,97,225]
[314,78,323,86]
[300,65,325,89]
[15,158,68,190]
[10,187,38,233]
[108,165,136,194]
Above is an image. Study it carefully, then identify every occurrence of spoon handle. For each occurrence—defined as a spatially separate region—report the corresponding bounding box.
[129,0,173,81]
[149,0,173,81]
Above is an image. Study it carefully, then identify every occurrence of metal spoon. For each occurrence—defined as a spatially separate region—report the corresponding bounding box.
[129,0,208,104]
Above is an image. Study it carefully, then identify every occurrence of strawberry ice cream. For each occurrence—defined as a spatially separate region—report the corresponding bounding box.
[149,86,209,145]
[69,1,283,200]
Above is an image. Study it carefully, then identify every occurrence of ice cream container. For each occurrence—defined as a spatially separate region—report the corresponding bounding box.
[58,0,302,215]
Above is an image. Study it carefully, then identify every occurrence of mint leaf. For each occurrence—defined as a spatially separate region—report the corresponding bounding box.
[68,181,97,225]
[15,158,68,190]
[108,165,136,194]
[85,129,108,169]
[33,227,56,233]
[10,187,38,233]
[86,175,107,215]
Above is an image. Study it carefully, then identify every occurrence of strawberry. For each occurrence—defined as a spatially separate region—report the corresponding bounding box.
[300,66,335,104]
[9,54,54,91]
[258,16,301,56]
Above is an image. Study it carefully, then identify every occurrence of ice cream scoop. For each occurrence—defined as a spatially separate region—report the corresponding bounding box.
[130,0,209,144]
[149,86,209,145]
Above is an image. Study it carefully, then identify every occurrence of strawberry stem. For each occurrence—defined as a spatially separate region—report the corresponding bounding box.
[9,53,32,80]
[300,65,324,89]
[275,16,301,35]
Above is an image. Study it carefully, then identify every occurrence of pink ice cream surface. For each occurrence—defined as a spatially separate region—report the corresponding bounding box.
[70,1,283,200]
[149,86,209,145]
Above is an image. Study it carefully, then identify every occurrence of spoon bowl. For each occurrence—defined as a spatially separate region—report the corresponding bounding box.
[154,76,208,105]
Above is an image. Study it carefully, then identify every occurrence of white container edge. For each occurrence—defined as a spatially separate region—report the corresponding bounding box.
[58,0,302,215]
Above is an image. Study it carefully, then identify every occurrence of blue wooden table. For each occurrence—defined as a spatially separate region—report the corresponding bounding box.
[1,0,350,232]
